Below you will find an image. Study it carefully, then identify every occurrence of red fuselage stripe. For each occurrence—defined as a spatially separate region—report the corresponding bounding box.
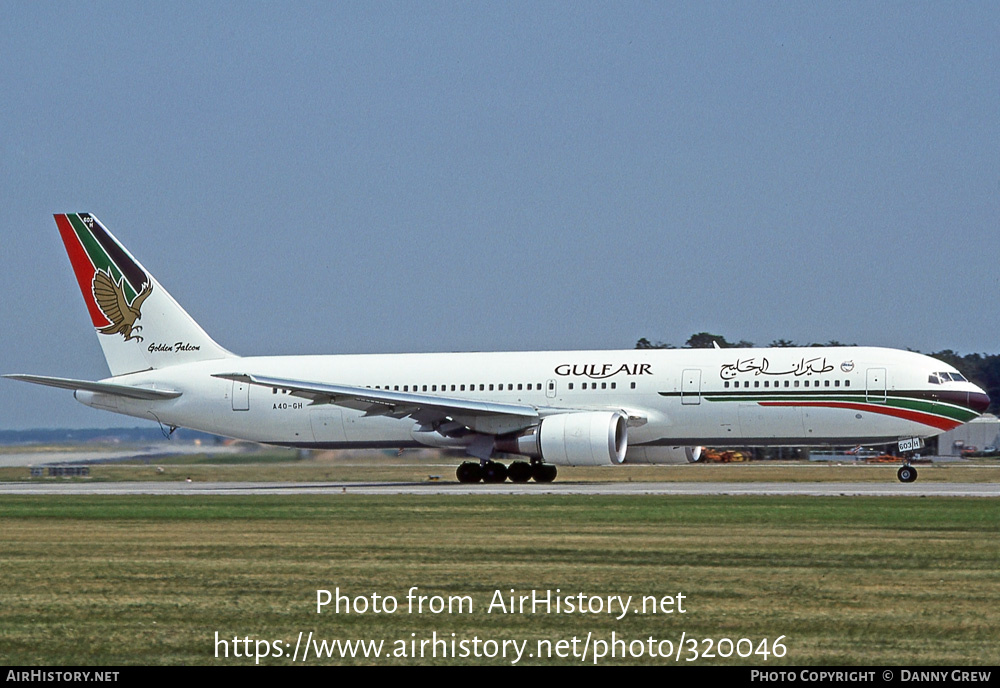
[758,400,962,432]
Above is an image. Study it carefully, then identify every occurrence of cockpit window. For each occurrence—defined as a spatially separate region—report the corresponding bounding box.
[929,371,967,384]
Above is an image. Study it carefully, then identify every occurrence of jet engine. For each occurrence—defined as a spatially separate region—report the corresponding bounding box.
[623,446,703,464]
[495,411,628,466]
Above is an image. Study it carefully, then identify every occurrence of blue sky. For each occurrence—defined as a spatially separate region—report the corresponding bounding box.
[2,2,998,429]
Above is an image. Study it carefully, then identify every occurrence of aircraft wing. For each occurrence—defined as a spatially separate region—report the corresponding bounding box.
[4,374,182,400]
[213,372,542,435]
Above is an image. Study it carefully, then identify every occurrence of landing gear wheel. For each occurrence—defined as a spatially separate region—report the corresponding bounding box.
[531,463,558,483]
[482,461,508,483]
[897,465,917,483]
[508,461,533,483]
[457,461,483,483]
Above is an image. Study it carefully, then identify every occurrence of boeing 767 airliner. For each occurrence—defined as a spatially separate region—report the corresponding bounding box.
[6,214,990,483]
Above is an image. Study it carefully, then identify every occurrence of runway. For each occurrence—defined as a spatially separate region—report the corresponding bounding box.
[1,480,997,497]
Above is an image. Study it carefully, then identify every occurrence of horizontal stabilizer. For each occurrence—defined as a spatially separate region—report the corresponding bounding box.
[3,374,182,400]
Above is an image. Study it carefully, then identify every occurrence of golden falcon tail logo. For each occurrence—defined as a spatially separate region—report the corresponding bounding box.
[92,269,153,342]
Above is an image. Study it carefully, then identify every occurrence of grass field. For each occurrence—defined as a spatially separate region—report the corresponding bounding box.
[2,448,999,484]
[1,494,998,665]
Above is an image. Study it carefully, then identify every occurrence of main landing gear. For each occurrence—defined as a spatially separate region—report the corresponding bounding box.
[456,460,557,484]
[897,464,918,483]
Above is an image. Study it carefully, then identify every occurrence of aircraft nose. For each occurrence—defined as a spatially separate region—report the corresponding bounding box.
[969,390,991,414]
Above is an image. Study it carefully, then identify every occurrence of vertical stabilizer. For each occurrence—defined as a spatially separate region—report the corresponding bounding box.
[55,213,234,376]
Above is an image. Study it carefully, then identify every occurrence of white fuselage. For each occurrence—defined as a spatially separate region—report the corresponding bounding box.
[77,346,985,459]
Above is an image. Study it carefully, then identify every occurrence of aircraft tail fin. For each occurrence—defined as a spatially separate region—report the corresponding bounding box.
[54,213,234,376]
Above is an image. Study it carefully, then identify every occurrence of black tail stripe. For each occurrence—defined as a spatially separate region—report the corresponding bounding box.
[79,213,148,294]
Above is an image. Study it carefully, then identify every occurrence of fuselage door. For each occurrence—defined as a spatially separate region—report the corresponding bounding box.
[232,378,250,411]
[681,369,702,405]
[546,379,557,399]
[866,368,887,404]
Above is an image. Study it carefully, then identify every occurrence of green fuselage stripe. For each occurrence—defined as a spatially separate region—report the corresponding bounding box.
[697,392,977,424]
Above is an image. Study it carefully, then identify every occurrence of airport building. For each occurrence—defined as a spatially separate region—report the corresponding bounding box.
[935,414,1000,456]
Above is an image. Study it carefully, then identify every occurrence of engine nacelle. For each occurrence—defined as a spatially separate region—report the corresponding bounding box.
[623,446,703,464]
[495,411,628,466]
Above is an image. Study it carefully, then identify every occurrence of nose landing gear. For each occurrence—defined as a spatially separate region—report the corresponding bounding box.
[897,464,918,483]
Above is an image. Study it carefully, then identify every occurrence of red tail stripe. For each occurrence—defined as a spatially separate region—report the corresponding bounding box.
[54,214,110,328]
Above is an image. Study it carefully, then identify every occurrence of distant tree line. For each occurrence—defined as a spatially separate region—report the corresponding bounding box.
[635,333,855,349]
[635,333,999,414]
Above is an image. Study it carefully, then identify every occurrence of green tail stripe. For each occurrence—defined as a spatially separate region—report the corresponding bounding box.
[66,214,137,302]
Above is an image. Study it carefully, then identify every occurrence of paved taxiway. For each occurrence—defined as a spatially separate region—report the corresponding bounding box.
[0,445,252,468]
[1,480,997,497]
